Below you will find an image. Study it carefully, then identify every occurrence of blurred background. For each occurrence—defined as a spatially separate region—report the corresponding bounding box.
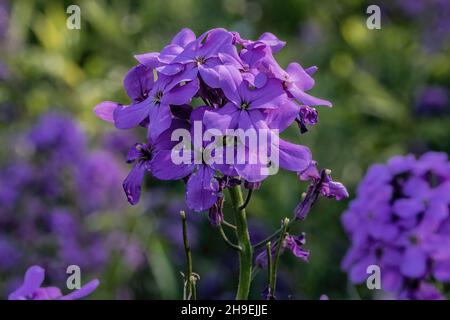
[0,0,449,299]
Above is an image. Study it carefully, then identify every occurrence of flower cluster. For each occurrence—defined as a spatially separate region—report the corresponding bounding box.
[341,152,450,299]
[94,27,334,213]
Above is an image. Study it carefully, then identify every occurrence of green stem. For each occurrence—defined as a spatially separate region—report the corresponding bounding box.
[180,211,194,300]
[228,185,253,300]
[239,188,253,210]
[269,218,289,298]
[222,220,237,230]
[253,218,296,250]
[218,225,242,251]
[190,275,197,300]
[266,241,273,296]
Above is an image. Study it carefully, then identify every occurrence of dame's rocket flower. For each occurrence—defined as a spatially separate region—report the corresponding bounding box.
[8,266,99,300]
[122,119,194,205]
[94,64,154,126]
[255,232,310,269]
[295,161,348,220]
[135,28,197,74]
[122,143,153,205]
[169,28,235,87]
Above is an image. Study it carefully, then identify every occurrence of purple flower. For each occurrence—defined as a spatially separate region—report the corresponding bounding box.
[77,150,125,212]
[95,65,199,142]
[342,152,450,300]
[135,28,197,74]
[8,266,99,300]
[122,143,153,205]
[415,85,449,116]
[295,162,348,219]
[169,28,235,86]
[122,118,195,205]
[281,63,332,108]
[284,233,310,261]
[255,233,309,268]
[208,196,224,227]
[296,105,318,133]
[28,112,86,164]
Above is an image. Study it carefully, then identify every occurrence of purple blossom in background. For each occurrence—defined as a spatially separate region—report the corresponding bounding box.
[27,112,87,165]
[77,150,125,212]
[0,112,147,297]
[0,0,9,42]
[415,86,449,117]
[388,0,450,51]
[341,152,450,300]
[8,266,99,300]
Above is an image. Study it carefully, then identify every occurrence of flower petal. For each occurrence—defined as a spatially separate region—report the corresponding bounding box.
[171,28,196,47]
[123,64,154,101]
[123,162,148,205]
[113,100,150,129]
[162,79,199,106]
[186,166,219,212]
[286,62,315,91]
[60,279,99,300]
[93,101,120,123]
[148,104,173,142]
[275,138,312,173]
[288,85,332,107]
[400,247,427,278]
[9,266,46,300]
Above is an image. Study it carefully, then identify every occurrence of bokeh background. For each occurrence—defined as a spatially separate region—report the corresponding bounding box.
[0,0,449,299]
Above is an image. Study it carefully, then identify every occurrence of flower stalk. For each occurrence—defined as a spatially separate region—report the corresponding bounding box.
[218,224,242,251]
[180,210,196,300]
[266,241,273,298]
[228,185,253,300]
[269,218,289,299]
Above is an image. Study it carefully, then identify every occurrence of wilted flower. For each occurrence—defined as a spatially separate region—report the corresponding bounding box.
[255,232,310,268]
[295,162,348,219]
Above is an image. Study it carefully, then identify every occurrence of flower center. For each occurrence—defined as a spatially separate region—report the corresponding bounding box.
[240,101,250,110]
[153,90,163,104]
[195,56,206,65]
[409,235,419,245]
[136,144,153,161]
